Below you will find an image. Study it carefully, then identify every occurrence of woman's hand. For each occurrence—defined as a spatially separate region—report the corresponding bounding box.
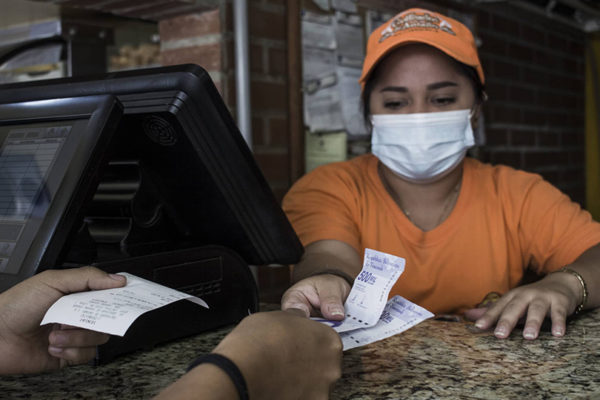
[281,239,360,320]
[0,267,126,374]
[281,274,351,320]
[465,271,583,340]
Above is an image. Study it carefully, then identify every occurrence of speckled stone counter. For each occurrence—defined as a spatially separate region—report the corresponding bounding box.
[2,308,599,399]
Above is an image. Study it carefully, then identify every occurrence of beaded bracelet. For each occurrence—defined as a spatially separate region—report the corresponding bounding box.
[187,353,249,400]
[556,267,588,315]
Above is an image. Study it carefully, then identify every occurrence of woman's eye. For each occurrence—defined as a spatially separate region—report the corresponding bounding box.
[432,97,456,106]
[383,100,407,109]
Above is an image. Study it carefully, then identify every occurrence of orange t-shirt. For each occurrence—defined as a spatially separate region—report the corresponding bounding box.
[283,154,600,314]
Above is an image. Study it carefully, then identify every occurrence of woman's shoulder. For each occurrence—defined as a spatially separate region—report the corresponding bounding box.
[465,157,543,187]
[298,154,375,186]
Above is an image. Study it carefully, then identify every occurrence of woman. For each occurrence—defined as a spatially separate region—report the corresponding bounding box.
[281,8,600,340]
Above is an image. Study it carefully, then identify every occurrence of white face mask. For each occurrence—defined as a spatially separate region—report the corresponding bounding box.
[371,109,475,183]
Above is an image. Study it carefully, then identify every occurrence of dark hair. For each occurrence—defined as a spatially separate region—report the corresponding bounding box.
[361,51,486,131]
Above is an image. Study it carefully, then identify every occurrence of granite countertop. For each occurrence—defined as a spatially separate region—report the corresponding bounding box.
[1,308,599,399]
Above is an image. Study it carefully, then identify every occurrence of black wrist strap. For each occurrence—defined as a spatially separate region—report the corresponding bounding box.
[187,353,249,400]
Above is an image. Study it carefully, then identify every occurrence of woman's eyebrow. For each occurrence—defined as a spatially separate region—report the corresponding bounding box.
[379,81,459,93]
[379,86,408,93]
[426,81,458,90]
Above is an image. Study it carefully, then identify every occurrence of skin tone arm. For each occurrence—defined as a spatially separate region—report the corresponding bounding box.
[468,243,600,340]
[281,239,360,320]
[154,309,343,400]
[0,267,126,374]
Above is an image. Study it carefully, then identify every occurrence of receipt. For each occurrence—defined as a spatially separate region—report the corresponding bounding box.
[330,248,405,333]
[340,295,434,351]
[40,272,208,336]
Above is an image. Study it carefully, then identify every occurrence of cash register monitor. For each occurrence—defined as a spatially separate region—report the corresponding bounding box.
[0,65,304,293]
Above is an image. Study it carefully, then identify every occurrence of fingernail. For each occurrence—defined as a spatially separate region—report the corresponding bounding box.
[494,327,507,337]
[50,332,66,346]
[109,274,126,282]
[328,305,344,317]
[553,327,564,336]
[475,321,484,329]
[48,346,63,355]
[523,329,536,340]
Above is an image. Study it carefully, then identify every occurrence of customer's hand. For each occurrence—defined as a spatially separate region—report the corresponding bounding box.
[0,267,126,374]
[155,310,343,400]
[281,274,351,320]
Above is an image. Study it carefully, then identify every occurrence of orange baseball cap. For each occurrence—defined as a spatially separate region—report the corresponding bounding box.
[359,8,485,88]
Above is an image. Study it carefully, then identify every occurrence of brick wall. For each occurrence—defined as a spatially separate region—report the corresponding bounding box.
[475,4,586,205]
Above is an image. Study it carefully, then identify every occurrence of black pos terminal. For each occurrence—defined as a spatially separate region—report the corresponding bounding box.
[0,65,303,363]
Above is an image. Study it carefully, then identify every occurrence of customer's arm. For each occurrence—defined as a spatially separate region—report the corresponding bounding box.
[281,240,361,319]
[0,267,126,374]
[154,310,343,400]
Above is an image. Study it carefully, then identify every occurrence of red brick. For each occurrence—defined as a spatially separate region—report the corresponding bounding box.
[160,42,222,70]
[490,151,522,168]
[508,85,535,103]
[268,117,289,147]
[539,170,559,183]
[493,59,520,80]
[485,127,509,146]
[508,42,533,63]
[254,152,290,181]
[523,66,549,86]
[270,186,289,205]
[223,38,234,70]
[250,80,287,111]
[480,34,507,56]
[520,24,545,45]
[490,104,520,123]
[547,33,570,53]
[252,116,265,146]
[560,169,583,183]
[568,149,585,165]
[560,129,584,145]
[225,74,237,109]
[248,5,285,40]
[520,109,545,125]
[263,0,285,6]
[268,47,287,76]
[524,151,568,169]
[250,43,264,73]
[537,132,560,147]
[485,82,508,102]
[158,9,221,41]
[510,129,536,146]
[491,14,519,36]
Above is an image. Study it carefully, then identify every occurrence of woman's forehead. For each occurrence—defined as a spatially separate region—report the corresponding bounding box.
[374,44,466,86]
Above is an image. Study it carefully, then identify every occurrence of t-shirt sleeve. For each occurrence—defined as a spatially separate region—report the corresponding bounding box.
[512,172,600,274]
[282,164,362,253]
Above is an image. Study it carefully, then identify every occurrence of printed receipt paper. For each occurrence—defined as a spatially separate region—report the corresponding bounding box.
[40,272,208,336]
[313,248,434,350]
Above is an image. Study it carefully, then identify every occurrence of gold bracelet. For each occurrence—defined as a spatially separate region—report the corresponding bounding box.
[557,267,588,315]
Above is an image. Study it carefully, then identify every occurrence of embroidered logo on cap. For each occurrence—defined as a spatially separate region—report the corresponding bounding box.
[379,11,456,43]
